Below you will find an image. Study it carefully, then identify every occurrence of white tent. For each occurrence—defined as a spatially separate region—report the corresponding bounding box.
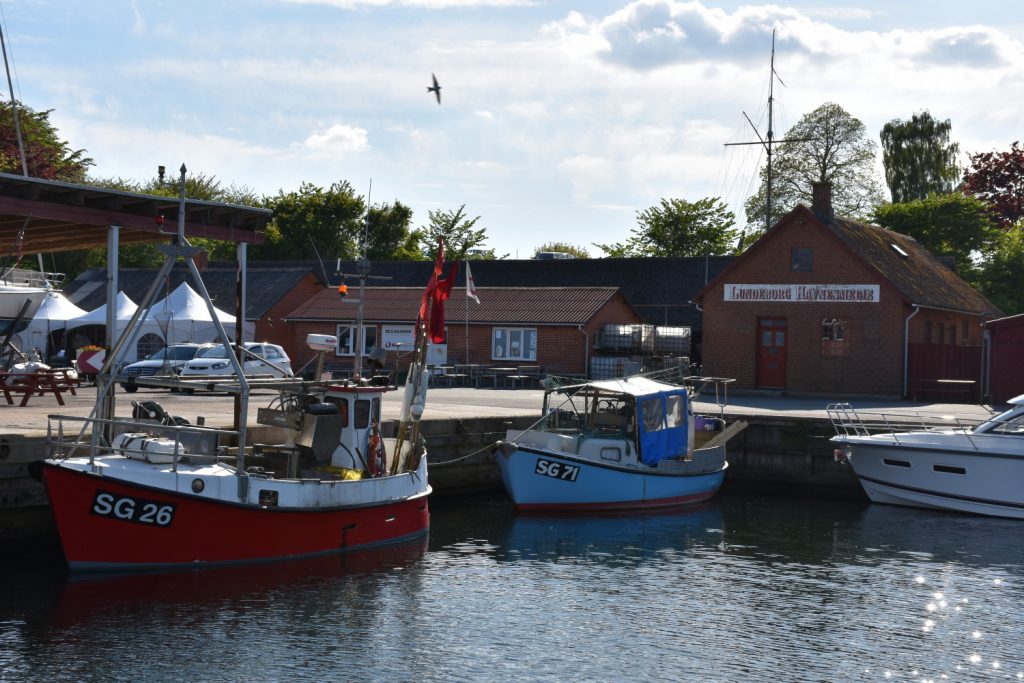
[146,282,254,344]
[65,285,253,363]
[17,292,88,360]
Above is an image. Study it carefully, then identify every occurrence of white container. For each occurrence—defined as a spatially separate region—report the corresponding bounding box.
[307,334,338,352]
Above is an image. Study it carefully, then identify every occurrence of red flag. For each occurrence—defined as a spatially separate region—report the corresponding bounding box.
[418,239,445,325]
[429,260,458,343]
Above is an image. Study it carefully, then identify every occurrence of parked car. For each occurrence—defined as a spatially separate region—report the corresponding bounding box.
[178,342,293,379]
[121,343,214,392]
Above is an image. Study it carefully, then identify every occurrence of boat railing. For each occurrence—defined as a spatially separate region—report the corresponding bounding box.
[46,413,238,469]
[0,267,64,289]
[826,402,988,448]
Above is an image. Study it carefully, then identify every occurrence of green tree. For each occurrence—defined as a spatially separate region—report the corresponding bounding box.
[256,180,365,261]
[872,193,997,276]
[365,200,418,260]
[533,242,590,259]
[745,102,886,230]
[880,111,961,203]
[962,141,1024,228]
[418,205,487,258]
[975,224,1024,315]
[0,100,92,181]
[596,197,737,257]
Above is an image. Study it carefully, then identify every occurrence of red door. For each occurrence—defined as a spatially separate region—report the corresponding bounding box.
[757,318,787,389]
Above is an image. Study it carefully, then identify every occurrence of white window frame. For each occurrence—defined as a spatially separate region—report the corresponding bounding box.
[335,324,378,356]
[492,327,537,362]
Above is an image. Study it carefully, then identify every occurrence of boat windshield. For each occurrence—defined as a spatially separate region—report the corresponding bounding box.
[977,406,1024,435]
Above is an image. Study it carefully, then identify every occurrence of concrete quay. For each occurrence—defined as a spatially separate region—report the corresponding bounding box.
[0,383,1004,538]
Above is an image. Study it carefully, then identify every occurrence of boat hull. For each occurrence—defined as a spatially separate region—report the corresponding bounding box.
[496,444,726,512]
[42,462,430,571]
[835,436,1024,519]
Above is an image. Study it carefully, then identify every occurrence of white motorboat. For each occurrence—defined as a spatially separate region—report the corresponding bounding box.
[829,395,1024,519]
[0,267,63,325]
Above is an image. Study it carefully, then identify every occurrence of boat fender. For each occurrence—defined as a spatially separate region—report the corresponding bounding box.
[112,432,186,464]
[495,441,516,458]
[367,423,386,476]
[833,447,849,464]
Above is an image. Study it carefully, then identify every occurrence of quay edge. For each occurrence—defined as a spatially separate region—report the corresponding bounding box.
[1,411,860,540]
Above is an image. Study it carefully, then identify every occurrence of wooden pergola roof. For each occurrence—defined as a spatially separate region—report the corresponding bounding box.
[0,172,271,256]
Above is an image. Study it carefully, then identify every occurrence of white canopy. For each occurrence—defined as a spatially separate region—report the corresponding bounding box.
[65,285,252,363]
[69,291,139,324]
[17,292,89,359]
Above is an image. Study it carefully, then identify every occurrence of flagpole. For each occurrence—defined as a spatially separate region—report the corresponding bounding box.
[464,259,469,365]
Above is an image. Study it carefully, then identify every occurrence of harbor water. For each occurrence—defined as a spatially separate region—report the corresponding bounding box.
[2,492,1022,682]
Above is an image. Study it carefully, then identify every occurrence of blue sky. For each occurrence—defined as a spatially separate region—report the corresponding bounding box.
[4,1,1023,257]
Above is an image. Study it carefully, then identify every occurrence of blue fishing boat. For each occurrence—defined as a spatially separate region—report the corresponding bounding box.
[494,375,744,511]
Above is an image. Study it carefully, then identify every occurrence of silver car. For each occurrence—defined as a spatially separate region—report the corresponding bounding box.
[121,343,215,392]
[178,342,293,379]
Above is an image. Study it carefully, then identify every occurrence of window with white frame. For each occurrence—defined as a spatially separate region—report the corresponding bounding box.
[492,327,537,361]
[336,324,378,356]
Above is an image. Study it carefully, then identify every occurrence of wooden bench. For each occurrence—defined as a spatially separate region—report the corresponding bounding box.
[1,368,79,407]
[504,365,543,389]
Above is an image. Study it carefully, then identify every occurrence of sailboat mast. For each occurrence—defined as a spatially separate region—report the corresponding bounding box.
[0,23,26,176]
[766,30,776,234]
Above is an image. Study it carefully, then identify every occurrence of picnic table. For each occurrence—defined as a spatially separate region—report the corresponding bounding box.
[1,368,79,406]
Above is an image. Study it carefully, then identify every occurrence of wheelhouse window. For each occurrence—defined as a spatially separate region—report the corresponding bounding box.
[791,247,813,272]
[336,324,378,356]
[492,328,536,361]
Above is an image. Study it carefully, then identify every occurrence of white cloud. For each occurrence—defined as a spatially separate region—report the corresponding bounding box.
[283,0,535,8]
[301,124,371,154]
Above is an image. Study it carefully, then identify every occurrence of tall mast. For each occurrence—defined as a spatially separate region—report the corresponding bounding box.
[0,22,26,176]
[724,29,805,234]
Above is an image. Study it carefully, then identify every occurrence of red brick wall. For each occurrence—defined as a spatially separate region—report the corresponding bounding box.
[283,292,642,377]
[252,273,324,363]
[701,213,911,396]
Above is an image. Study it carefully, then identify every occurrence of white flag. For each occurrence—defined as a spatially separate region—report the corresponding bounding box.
[466,260,480,304]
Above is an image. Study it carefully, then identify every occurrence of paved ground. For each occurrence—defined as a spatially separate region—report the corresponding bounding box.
[0,381,1006,437]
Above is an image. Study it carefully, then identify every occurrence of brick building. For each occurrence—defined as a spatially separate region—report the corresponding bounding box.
[695,184,1001,399]
[283,285,642,377]
[985,314,1024,404]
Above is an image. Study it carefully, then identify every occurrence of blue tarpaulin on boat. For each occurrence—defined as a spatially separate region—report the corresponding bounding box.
[637,389,688,465]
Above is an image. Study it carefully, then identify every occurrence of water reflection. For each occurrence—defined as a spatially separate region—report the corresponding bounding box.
[496,505,723,567]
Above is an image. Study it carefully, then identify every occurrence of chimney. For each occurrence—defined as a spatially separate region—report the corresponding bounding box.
[811,182,834,222]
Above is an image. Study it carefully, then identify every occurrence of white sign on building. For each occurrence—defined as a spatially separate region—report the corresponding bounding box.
[381,325,415,350]
[724,284,880,303]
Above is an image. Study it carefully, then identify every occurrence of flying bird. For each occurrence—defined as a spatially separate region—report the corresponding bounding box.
[427,73,441,104]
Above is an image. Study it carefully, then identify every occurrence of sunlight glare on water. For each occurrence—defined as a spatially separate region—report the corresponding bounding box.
[1,494,1023,682]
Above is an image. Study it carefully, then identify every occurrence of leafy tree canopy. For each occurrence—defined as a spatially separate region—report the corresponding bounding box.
[418,205,487,259]
[872,193,997,275]
[975,224,1024,315]
[0,100,92,182]
[596,197,737,257]
[365,200,418,260]
[533,242,590,259]
[962,141,1024,227]
[880,111,961,203]
[745,102,886,230]
[257,180,365,261]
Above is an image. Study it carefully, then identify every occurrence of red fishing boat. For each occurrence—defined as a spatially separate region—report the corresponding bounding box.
[39,173,457,572]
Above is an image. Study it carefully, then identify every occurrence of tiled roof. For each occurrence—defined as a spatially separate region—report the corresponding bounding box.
[697,204,1001,317]
[64,265,322,319]
[286,286,625,325]
[828,214,1000,316]
[217,256,732,328]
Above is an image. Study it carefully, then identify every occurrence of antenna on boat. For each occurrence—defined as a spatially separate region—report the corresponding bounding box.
[723,29,808,234]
